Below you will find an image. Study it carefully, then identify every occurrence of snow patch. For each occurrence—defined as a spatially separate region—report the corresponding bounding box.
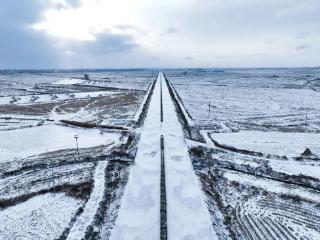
[0,193,83,240]
[0,125,120,162]
[53,78,84,85]
[212,131,320,157]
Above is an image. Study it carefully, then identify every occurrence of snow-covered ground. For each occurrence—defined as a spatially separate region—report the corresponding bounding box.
[53,78,85,85]
[268,158,320,179]
[1,69,320,239]
[133,81,154,122]
[67,161,108,240]
[168,68,320,132]
[0,91,115,105]
[212,131,320,157]
[0,161,94,201]
[0,70,153,97]
[78,71,153,91]
[0,193,83,240]
[224,170,319,202]
[208,130,320,178]
[236,196,320,240]
[0,125,120,162]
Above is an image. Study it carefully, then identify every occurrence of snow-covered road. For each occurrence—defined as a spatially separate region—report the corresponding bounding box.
[161,73,217,239]
[111,73,217,239]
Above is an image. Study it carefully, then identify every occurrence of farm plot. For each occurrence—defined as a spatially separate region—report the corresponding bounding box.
[195,167,320,240]
[0,124,120,162]
[209,131,320,179]
[0,192,83,240]
[236,197,320,240]
[0,70,151,239]
[211,131,320,158]
[0,146,132,239]
[77,70,154,90]
[0,91,114,105]
[0,73,56,96]
[0,161,94,201]
[56,91,145,125]
[0,135,121,203]
[0,90,145,130]
[168,68,320,132]
[0,69,154,131]
[0,69,153,97]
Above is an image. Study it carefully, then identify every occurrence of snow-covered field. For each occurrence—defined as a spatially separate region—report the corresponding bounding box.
[170,69,320,239]
[1,69,320,240]
[169,68,320,132]
[0,69,149,240]
[0,193,83,240]
[0,124,120,162]
[236,196,320,240]
[0,69,153,129]
[269,159,320,179]
[0,69,153,97]
[0,91,115,105]
[212,131,320,157]
[224,170,319,202]
[53,78,85,85]
[209,131,320,178]
[195,166,320,240]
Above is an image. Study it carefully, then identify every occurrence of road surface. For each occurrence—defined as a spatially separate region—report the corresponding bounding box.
[111,72,217,239]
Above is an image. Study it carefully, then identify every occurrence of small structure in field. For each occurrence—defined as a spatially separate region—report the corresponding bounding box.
[84,73,90,80]
[301,148,312,157]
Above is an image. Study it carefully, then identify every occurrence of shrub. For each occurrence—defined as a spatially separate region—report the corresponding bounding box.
[224,216,232,225]
[190,146,205,158]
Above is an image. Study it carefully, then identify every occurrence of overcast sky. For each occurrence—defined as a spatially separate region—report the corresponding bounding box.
[0,0,319,69]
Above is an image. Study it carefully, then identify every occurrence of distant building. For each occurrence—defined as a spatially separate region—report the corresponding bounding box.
[84,73,90,80]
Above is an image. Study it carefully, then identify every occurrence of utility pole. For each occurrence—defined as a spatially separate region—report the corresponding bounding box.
[208,101,211,119]
[74,135,80,160]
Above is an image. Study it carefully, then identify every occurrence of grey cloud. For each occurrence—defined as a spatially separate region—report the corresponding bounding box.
[0,1,45,26]
[57,32,141,68]
[150,56,160,61]
[0,1,61,68]
[114,24,139,31]
[166,27,180,34]
[180,0,320,40]
[0,1,139,69]
[65,33,139,55]
[184,56,193,61]
[113,24,147,35]
[45,0,81,9]
[294,32,311,39]
[0,26,61,69]
[295,44,310,51]
[1,0,319,68]
[90,33,139,53]
[60,0,81,8]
